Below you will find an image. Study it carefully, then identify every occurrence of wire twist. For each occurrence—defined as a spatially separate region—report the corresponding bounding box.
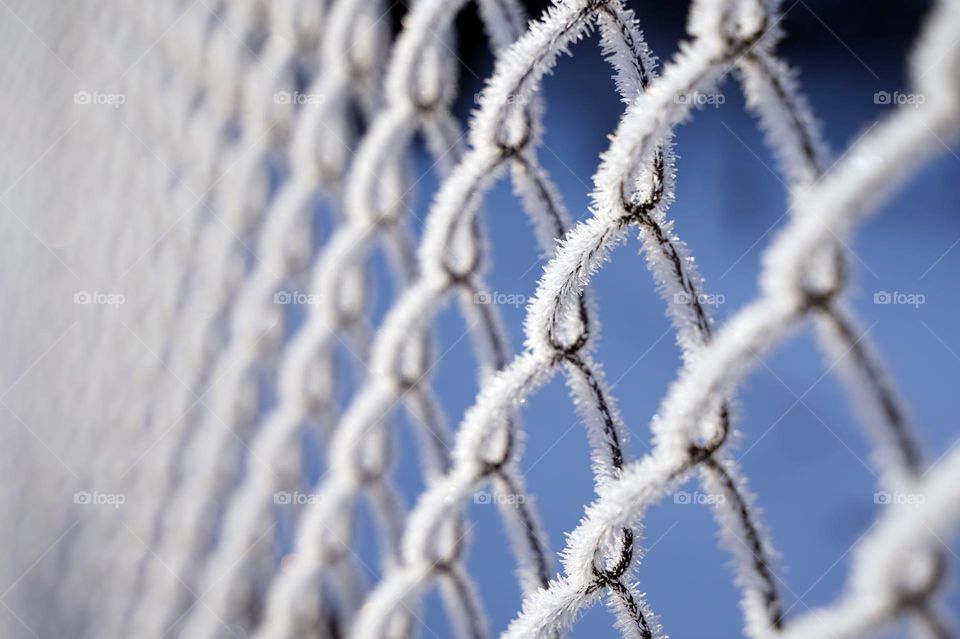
[270,1,696,637]
[505,0,960,635]
[174,0,411,635]
[250,0,608,634]
[349,1,776,637]
[128,2,328,635]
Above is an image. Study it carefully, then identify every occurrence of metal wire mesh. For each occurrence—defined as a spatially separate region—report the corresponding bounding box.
[1,0,959,638]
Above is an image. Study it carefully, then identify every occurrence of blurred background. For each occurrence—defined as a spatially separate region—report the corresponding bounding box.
[0,0,956,637]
